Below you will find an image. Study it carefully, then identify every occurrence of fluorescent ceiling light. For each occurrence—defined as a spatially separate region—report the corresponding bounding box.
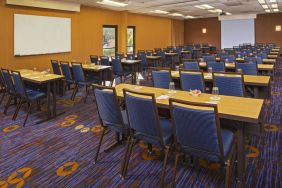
[273,9,279,12]
[169,13,184,17]
[194,5,205,9]
[185,15,195,19]
[150,10,169,14]
[262,4,269,9]
[258,0,266,4]
[226,12,232,15]
[272,4,278,8]
[269,0,277,2]
[265,9,271,12]
[201,4,214,9]
[97,0,128,7]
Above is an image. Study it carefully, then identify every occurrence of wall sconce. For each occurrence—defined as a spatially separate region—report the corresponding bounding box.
[275,25,281,32]
[202,28,207,34]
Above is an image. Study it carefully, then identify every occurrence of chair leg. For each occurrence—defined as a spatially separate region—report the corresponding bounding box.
[224,160,231,188]
[121,137,135,178]
[94,128,106,164]
[120,135,132,179]
[84,86,88,104]
[171,153,182,188]
[13,98,23,120]
[71,84,79,101]
[23,103,32,127]
[159,146,170,187]
[4,95,12,115]
[0,92,5,105]
[36,100,41,111]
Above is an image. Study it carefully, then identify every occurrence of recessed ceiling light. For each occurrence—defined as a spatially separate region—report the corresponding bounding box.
[201,4,214,9]
[258,0,266,4]
[262,4,269,9]
[97,0,128,7]
[265,9,271,12]
[273,9,279,12]
[185,15,195,19]
[194,5,205,9]
[150,10,169,14]
[269,0,277,3]
[226,12,232,15]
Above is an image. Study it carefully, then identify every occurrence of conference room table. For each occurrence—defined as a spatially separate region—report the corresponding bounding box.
[146,56,162,67]
[17,69,64,121]
[170,71,270,98]
[165,52,179,69]
[115,83,264,185]
[79,64,112,86]
[121,59,141,84]
[268,54,278,59]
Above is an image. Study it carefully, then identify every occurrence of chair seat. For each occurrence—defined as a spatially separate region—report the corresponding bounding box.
[78,79,98,86]
[27,90,46,101]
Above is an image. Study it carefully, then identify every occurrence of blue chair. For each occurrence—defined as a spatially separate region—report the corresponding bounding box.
[180,70,205,92]
[203,55,216,62]
[60,61,75,95]
[120,89,172,185]
[157,51,169,67]
[152,70,172,89]
[126,54,135,60]
[138,52,148,71]
[213,73,244,97]
[236,63,257,75]
[111,58,132,83]
[100,56,110,66]
[71,62,98,103]
[90,55,99,65]
[51,60,61,75]
[220,55,235,63]
[207,61,225,72]
[183,61,199,70]
[1,68,17,115]
[93,84,130,163]
[11,71,46,126]
[0,71,6,106]
[146,50,153,56]
[169,99,236,188]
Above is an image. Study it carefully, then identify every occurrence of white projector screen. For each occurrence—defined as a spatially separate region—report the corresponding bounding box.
[14,14,71,56]
[221,19,255,49]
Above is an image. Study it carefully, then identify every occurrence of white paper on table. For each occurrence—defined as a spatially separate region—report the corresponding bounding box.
[157,95,170,100]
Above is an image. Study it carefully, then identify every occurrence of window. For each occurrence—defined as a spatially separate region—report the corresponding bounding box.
[103,25,118,56]
[127,26,135,54]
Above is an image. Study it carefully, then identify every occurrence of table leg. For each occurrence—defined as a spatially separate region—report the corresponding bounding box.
[47,82,51,118]
[254,87,259,98]
[52,81,57,117]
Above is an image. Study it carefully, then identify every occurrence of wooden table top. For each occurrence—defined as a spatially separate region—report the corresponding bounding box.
[268,55,278,59]
[181,51,190,54]
[115,84,263,123]
[121,59,141,64]
[81,64,111,71]
[197,62,274,71]
[263,59,276,64]
[165,53,178,56]
[171,71,270,87]
[146,56,161,59]
[18,69,64,84]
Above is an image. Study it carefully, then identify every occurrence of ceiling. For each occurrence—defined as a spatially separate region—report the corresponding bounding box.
[59,0,282,19]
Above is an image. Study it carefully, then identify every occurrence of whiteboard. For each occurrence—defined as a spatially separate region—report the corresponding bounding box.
[221,19,255,49]
[14,14,71,56]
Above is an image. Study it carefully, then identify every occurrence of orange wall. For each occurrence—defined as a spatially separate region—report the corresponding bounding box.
[171,19,184,46]
[0,1,175,70]
[184,17,221,49]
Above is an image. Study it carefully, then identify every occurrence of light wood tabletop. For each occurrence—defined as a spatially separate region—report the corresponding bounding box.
[171,71,270,86]
[263,59,276,64]
[115,83,263,123]
[17,69,64,84]
[80,64,111,71]
[197,62,274,71]
[146,56,161,59]
[121,59,141,64]
[165,52,178,56]
[268,55,278,59]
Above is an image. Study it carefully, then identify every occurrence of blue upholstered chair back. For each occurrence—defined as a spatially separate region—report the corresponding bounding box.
[1,69,15,94]
[207,61,225,72]
[257,53,267,59]
[124,91,162,145]
[126,54,134,60]
[100,56,110,66]
[236,63,257,75]
[152,71,171,89]
[170,100,223,162]
[11,71,27,98]
[213,74,244,97]
[138,53,147,67]
[180,71,205,92]
[94,88,123,127]
[203,55,216,62]
[220,55,235,63]
[111,58,123,75]
[51,60,61,75]
[146,51,153,56]
[72,63,86,82]
[244,57,257,64]
[157,51,166,60]
[183,62,199,70]
[90,55,98,64]
[60,62,73,81]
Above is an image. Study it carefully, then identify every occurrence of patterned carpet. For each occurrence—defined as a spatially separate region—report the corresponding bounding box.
[0,58,281,188]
